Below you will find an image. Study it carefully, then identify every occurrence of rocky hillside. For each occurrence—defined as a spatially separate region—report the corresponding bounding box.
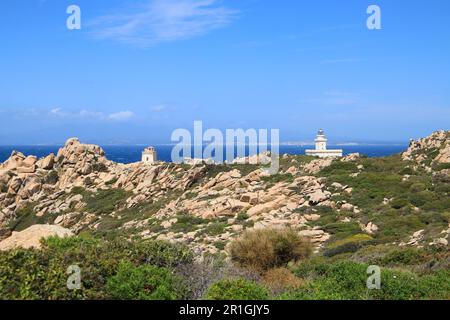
[402,130,450,168]
[0,132,449,259]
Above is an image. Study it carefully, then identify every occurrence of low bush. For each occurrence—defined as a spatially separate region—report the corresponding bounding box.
[320,161,358,176]
[203,222,227,236]
[390,197,409,209]
[229,228,312,272]
[205,279,269,300]
[327,234,373,249]
[8,203,57,232]
[171,215,207,233]
[92,162,108,173]
[84,189,130,215]
[236,212,249,221]
[369,246,450,271]
[283,259,450,300]
[44,170,59,185]
[323,234,374,257]
[107,261,185,300]
[434,162,450,171]
[322,222,361,239]
[0,236,193,299]
[262,268,302,295]
[0,181,7,193]
[261,174,294,185]
[408,191,435,207]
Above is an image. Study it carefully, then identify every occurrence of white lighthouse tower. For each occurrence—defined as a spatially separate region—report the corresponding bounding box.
[142,146,157,164]
[315,129,327,150]
[306,130,343,158]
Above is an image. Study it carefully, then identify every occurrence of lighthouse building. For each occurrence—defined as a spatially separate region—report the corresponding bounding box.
[305,130,343,158]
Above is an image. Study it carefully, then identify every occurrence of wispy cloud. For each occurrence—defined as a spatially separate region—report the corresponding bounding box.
[90,0,238,47]
[150,104,168,112]
[108,110,135,121]
[50,107,67,117]
[49,108,135,122]
[304,90,359,106]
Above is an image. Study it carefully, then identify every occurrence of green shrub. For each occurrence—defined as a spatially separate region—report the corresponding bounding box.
[171,215,207,232]
[7,203,36,231]
[400,167,414,175]
[107,261,184,300]
[206,279,270,300]
[322,222,361,239]
[92,162,108,173]
[84,189,130,215]
[320,161,358,176]
[434,162,450,171]
[261,174,294,185]
[44,235,100,251]
[323,242,361,257]
[229,228,312,272]
[70,186,86,195]
[374,213,426,242]
[409,183,427,193]
[350,244,450,272]
[8,203,56,232]
[236,212,249,221]
[204,222,227,236]
[0,249,81,300]
[390,198,409,209]
[421,197,450,212]
[0,237,193,299]
[324,234,374,257]
[284,260,450,300]
[0,181,7,193]
[44,170,59,185]
[408,191,435,207]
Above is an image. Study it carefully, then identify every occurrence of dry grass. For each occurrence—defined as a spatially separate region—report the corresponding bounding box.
[262,267,303,295]
[229,228,312,272]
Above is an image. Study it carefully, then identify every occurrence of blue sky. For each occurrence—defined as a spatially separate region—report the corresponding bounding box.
[0,0,449,145]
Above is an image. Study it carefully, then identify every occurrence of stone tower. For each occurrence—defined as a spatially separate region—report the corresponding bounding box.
[142,146,157,164]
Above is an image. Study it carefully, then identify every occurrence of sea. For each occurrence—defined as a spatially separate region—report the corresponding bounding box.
[0,145,408,164]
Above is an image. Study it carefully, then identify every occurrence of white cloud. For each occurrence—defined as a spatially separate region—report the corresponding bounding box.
[48,108,135,122]
[108,110,135,121]
[79,110,105,119]
[50,107,66,116]
[90,0,237,47]
[151,104,167,112]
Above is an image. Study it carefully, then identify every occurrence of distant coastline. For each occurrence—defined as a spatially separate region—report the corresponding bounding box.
[0,144,408,165]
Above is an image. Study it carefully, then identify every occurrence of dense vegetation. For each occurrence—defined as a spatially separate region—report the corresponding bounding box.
[0,237,192,299]
[1,151,449,300]
[1,231,448,300]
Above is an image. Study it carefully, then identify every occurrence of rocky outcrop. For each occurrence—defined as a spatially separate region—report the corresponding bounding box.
[302,159,333,174]
[0,224,73,250]
[402,130,450,165]
[38,153,55,170]
[1,132,447,256]
[0,151,26,171]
